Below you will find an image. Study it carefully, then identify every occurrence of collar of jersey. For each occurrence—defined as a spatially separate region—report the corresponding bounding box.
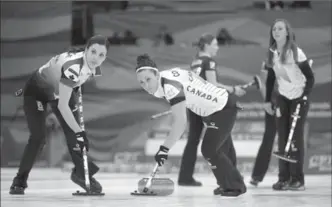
[82,52,102,77]
[269,44,289,56]
[198,52,211,58]
[153,75,165,98]
[269,43,279,54]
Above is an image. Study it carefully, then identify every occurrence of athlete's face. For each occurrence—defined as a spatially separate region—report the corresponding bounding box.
[136,69,159,95]
[85,43,107,68]
[206,38,219,57]
[272,21,288,43]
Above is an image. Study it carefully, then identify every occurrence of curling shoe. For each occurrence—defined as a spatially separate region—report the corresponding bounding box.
[71,170,103,193]
[9,176,27,195]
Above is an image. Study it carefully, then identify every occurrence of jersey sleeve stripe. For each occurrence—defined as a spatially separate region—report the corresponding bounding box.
[162,78,183,91]
[161,77,185,105]
[169,95,185,106]
[60,57,83,88]
[68,68,79,77]
[61,57,83,73]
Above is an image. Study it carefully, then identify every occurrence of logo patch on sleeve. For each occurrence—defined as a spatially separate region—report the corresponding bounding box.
[63,66,79,83]
[209,61,216,69]
[193,67,202,75]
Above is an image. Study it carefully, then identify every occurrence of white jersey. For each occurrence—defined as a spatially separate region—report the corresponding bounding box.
[36,51,101,100]
[271,47,308,100]
[153,68,229,117]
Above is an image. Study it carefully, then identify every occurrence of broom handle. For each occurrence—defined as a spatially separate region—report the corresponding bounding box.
[284,103,301,153]
[241,79,255,89]
[151,110,171,120]
[145,163,159,189]
[77,87,91,191]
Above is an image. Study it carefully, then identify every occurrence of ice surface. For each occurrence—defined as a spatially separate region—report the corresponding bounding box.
[1,168,331,207]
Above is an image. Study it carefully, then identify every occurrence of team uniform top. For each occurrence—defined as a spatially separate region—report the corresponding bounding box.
[153,68,228,117]
[190,55,217,80]
[35,51,101,100]
[267,47,309,100]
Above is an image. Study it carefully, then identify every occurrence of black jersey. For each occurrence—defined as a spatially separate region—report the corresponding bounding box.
[190,55,217,80]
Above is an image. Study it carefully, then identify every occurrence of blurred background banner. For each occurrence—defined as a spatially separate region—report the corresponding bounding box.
[1,1,331,174]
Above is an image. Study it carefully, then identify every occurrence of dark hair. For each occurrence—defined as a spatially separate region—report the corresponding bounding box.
[67,35,110,54]
[192,34,215,51]
[135,54,158,73]
[266,19,298,67]
[67,46,85,54]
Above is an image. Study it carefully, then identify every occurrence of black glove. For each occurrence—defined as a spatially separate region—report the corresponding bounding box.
[73,131,89,152]
[154,145,169,166]
[295,95,308,105]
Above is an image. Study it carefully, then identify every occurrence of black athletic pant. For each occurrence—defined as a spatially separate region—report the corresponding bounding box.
[201,96,245,191]
[178,109,203,182]
[251,112,277,181]
[16,73,98,182]
[179,108,237,182]
[276,95,309,183]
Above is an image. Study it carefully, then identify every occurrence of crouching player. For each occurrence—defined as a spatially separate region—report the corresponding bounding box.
[10,35,109,195]
[134,54,246,197]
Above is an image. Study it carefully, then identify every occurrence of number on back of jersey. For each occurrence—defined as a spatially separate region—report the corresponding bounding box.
[171,70,180,77]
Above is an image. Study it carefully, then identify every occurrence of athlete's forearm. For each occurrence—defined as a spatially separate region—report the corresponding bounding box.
[58,103,82,133]
[298,60,315,96]
[205,71,234,93]
[265,67,276,102]
[216,83,234,93]
[259,84,266,100]
[57,82,82,133]
[257,69,267,101]
[163,118,186,149]
[162,108,187,149]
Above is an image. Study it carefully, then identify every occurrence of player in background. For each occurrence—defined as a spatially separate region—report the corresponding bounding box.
[135,54,246,197]
[178,34,246,187]
[265,19,314,190]
[9,35,110,195]
[241,63,278,187]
